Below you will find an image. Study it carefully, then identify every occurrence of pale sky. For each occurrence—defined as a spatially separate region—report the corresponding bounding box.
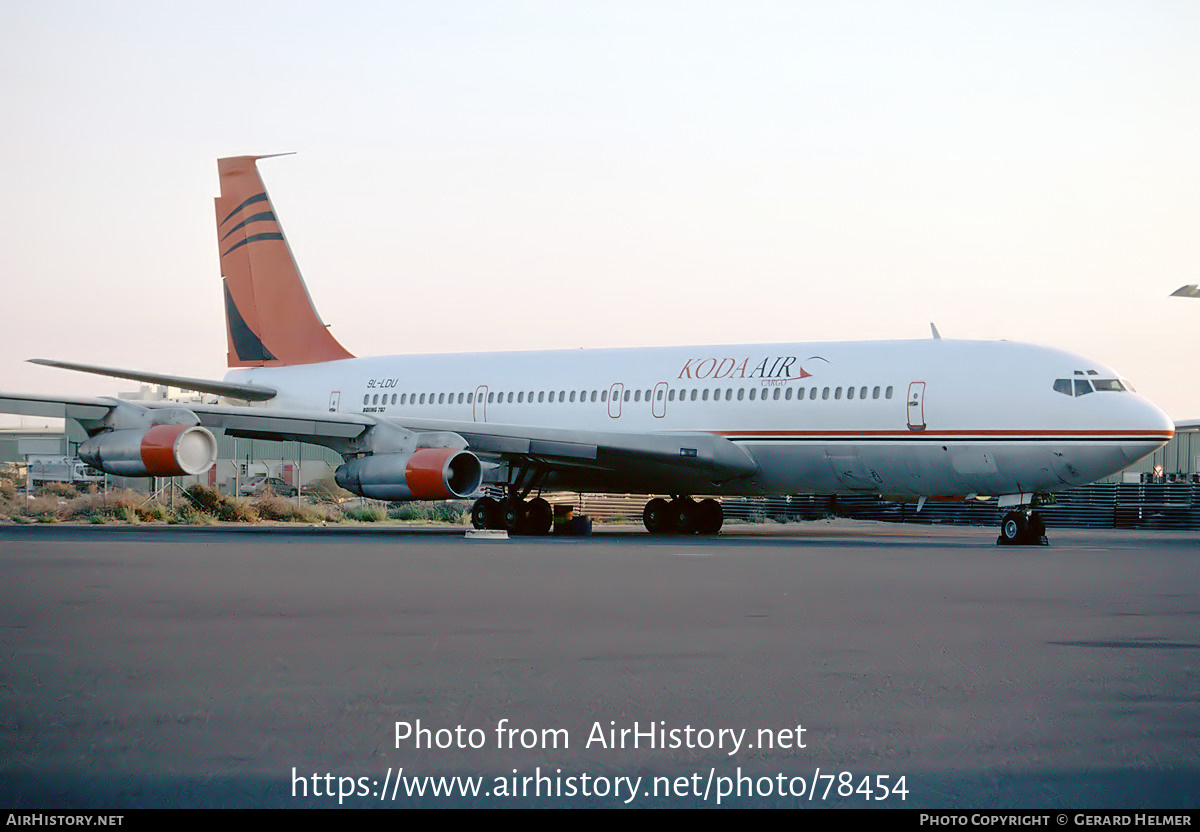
[2,1,1198,420]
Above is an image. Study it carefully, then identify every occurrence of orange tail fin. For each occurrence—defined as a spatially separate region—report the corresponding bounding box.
[215,155,354,367]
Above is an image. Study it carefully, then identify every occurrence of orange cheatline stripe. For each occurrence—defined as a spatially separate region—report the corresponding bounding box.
[710,432,1171,437]
[706,429,1175,439]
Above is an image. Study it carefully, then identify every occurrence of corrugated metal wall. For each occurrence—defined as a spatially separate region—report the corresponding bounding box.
[820,484,1200,531]
[532,485,1200,531]
[1100,429,1197,481]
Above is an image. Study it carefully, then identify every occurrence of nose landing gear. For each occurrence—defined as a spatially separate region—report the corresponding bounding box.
[997,509,1048,546]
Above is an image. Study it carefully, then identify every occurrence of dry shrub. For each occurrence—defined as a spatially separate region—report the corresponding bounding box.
[181,483,258,522]
[431,502,467,524]
[36,482,80,499]
[304,503,342,523]
[345,504,387,522]
[81,489,146,522]
[387,501,467,524]
[178,504,214,525]
[19,495,65,521]
[304,475,353,503]
[186,484,224,512]
[62,492,104,521]
[137,503,169,522]
[253,493,317,522]
[116,504,140,524]
[216,498,259,523]
[388,503,429,521]
[49,488,157,524]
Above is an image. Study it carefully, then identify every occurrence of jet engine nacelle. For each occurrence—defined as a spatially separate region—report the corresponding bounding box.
[335,448,483,501]
[79,425,219,477]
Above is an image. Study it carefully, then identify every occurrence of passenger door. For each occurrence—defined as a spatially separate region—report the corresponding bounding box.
[608,383,624,419]
[652,382,668,419]
[473,385,488,422]
[907,382,926,431]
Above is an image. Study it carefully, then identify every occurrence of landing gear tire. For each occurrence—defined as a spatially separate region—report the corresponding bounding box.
[670,498,698,535]
[1028,511,1048,545]
[998,511,1027,545]
[522,497,553,536]
[499,498,524,534]
[643,498,673,534]
[696,498,723,535]
[997,510,1048,545]
[471,496,498,530]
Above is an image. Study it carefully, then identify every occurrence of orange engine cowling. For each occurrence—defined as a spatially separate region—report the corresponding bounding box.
[335,448,483,501]
[79,425,219,477]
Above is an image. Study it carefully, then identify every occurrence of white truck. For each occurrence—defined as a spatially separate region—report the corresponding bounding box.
[27,456,105,485]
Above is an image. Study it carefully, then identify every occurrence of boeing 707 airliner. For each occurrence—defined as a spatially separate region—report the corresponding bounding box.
[0,156,1174,544]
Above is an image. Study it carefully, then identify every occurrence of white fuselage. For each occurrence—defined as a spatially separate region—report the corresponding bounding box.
[226,339,1174,498]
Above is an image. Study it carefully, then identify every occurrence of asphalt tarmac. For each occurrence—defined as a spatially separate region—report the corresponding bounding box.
[0,521,1197,808]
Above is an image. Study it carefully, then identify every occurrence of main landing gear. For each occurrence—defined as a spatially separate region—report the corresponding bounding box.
[642,496,723,535]
[471,494,553,535]
[470,464,554,535]
[996,508,1048,546]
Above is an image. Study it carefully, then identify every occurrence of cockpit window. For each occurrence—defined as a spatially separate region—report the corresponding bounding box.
[1055,375,1129,397]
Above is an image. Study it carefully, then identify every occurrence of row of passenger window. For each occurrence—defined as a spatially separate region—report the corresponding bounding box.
[363,385,895,407]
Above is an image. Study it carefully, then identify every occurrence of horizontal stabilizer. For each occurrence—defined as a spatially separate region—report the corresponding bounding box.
[28,359,277,402]
[1170,284,1199,298]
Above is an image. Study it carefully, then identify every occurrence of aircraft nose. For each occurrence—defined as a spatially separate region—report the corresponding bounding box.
[1120,397,1174,462]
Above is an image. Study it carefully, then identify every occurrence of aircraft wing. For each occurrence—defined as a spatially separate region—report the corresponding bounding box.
[0,392,118,422]
[0,393,758,488]
[0,393,368,443]
[380,415,760,485]
[27,359,278,401]
[158,401,372,445]
[171,402,759,486]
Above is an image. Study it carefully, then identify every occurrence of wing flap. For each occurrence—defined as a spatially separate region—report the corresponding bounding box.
[396,417,756,481]
[529,439,599,460]
[147,401,370,440]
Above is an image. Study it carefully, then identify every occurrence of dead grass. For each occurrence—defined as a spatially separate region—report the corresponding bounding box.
[0,477,467,527]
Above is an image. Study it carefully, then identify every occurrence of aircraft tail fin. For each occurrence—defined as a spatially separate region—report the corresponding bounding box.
[215,155,354,368]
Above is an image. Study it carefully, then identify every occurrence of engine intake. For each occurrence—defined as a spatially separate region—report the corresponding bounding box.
[79,425,219,477]
[335,448,482,501]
